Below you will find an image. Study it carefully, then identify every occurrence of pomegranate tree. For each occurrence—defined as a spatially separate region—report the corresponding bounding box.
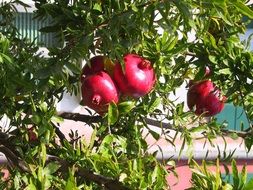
[187,80,226,116]
[113,54,156,98]
[81,71,119,114]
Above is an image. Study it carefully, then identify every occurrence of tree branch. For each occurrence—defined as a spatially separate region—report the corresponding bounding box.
[0,145,30,173]
[59,112,253,138]
[220,128,250,138]
[77,168,129,190]
[59,112,102,123]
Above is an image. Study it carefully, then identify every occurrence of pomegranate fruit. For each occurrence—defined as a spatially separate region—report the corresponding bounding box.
[187,80,226,116]
[81,56,114,82]
[82,56,105,76]
[113,54,156,98]
[81,71,119,114]
[196,90,227,116]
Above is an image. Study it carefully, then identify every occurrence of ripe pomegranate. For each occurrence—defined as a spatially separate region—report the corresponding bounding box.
[187,80,226,116]
[81,56,114,82]
[81,71,119,114]
[196,90,227,116]
[82,55,105,76]
[113,54,156,98]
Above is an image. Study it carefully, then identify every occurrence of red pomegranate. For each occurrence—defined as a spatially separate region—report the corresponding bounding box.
[81,71,119,114]
[82,56,105,76]
[81,56,114,82]
[197,90,227,116]
[187,80,226,116]
[113,54,156,98]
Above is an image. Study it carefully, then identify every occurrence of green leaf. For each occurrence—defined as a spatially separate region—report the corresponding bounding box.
[118,101,135,114]
[131,4,138,12]
[31,115,41,125]
[149,130,160,140]
[65,62,81,74]
[51,115,64,123]
[244,178,253,190]
[241,165,247,185]
[148,97,161,113]
[233,1,253,19]
[65,170,78,190]
[46,162,61,175]
[0,53,12,64]
[26,180,37,190]
[219,68,231,75]
[41,143,47,166]
[232,160,239,188]
[167,36,178,52]
[245,136,253,152]
[108,102,119,125]
[89,127,97,151]
[209,55,218,64]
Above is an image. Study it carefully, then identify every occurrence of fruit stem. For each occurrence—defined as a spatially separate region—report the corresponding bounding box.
[92,95,101,105]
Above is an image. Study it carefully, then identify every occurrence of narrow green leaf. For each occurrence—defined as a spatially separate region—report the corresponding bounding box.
[26,180,37,190]
[0,53,12,64]
[65,170,78,190]
[244,178,253,190]
[51,115,64,123]
[65,62,81,74]
[245,136,253,152]
[232,160,239,189]
[149,130,160,141]
[233,1,253,19]
[41,143,47,166]
[148,97,161,113]
[46,162,61,175]
[241,165,247,185]
[209,55,218,64]
[219,68,231,75]
[89,127,97,150]
[118,101,135,114]
[167,36,178,52]
[108,102,118,125]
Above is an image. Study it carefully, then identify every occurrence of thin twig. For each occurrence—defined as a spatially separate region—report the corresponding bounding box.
[51,122,67,145]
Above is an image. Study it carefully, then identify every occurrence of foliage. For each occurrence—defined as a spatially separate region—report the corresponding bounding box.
[0,0,253,189]
[188,159,253,190]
